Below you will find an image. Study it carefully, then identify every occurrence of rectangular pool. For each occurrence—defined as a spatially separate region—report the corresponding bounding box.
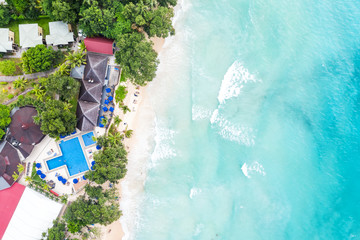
[46,137,89,176]
[82,132,96,147]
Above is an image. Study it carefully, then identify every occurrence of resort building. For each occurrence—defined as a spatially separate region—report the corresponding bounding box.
[77,52,109,131]
[0,28,14,53]
[46,21,74,46]
[0,183,63,240]
[19,23,43,48]
[0,106,44,191]
[83,37,114,55]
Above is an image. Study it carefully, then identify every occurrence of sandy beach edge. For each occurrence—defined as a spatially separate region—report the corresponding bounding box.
[103,37,165,240]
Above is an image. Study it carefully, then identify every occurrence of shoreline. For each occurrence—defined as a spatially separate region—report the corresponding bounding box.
[103,37,166,240]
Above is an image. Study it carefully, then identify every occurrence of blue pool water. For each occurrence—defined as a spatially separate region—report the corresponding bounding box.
[46,137,89,176]
[82,132,96,146]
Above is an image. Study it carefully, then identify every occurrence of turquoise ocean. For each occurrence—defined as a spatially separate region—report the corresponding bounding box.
[127,0,360,239]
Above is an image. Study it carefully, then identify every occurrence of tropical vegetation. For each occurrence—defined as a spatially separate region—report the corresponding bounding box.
[0,104,11,139]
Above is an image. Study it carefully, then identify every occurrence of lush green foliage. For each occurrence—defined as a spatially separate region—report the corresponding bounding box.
[0,60,16,76]
[11,95,45,112]
[123,1,175,38]
[45,75,80,102]
[42,0,81,23]
[115,85,127,103]
[0,104,11,139]
[65,51,86,68]
[13,77,27,90]
[41,219,66,240]
[35,99,76,138]
[6,0,41,19]
[115,32,159,85]
[0,4,11,26]
[21,45,61,74]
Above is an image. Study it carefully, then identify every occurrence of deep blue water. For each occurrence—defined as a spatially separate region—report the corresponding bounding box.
[46,138,89,176]
[82,132,96,147]
[132,0,360,239]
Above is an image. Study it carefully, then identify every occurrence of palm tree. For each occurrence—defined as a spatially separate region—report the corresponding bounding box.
[17,163,24,174]
[114,116,122,127]
[55,63,70,76]
[12,172,19,181]
[25,176,32,183]
[63,102,72,111]
[13,77,27,91]
[66,51,86,69]
[122,105,131,114]
[124,129,133,138]
[108,132,123,146]
[31,84,46,100]
[78,41,87,53]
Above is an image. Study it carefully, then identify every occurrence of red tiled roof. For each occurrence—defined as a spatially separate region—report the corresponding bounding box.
[84,37,114,55]
[0,183,25,239]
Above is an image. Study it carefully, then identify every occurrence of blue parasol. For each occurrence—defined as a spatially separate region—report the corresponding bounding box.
[108,96,113,101]
[103,106,108,112]
[100,116,105,119]
[109,107,114,112]
[35,163,41,168]
[91,161,95,166]
[71,130,77,134]
[106,88,111,93]
[58,176,63,181]
[104,99,109,105]
[62,179,67,184]
[99,123,104,127]
[36,170,42,175]
[73,178,78,184]
[82,175,87,180]
[40,174,46,179]
[96,145,102,150]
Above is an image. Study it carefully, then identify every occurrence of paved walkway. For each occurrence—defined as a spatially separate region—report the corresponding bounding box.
[0,68,58,82]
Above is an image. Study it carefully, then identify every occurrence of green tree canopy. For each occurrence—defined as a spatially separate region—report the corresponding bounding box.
[21,45,59,74]
[64,195,121,230]
[0,4,12,27]
[42,0,81,23]
[45,75,80,102]
[123,1,175,38]
[115,32,159,85]
[0,60,16,76]
[36,100,76,138]
[6,0,40,19]
[41,219,66,240]
[85,143,128,184]
[79,3,114,37]
[0,104,11,139]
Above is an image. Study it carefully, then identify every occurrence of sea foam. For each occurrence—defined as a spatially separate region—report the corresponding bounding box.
[217,61,259,104]
[241,162,266,178]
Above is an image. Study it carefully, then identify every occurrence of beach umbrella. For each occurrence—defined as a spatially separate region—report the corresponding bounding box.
[106,88,111,93]
[82,175,86,180]
[62,179,67,184]
[73,178,79,184]
[36,170,42,175]
[91,166,94,170]
[60,134,65,138]
[57,176,63,181]
[109,107,114,112]
[100,116,105,119]
[104,99,109,105]
[91,161,95,166]
[108,96,113,101]
[71,130,77,134]
[103,106,108,112]
[40,174,46,179]
[99,123,104,127]
[96,145,101,150]
[35,163,41,168]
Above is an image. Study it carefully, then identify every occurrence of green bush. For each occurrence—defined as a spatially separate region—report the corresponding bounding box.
[115,86,127,104]
[7,94,14,99]
[0,82,8,85]
[0,60,16,76]
[17,95,24,100]
[21,45,58,73]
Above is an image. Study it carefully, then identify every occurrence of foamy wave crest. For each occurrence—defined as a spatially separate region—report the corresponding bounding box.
[241,162,266,178]
[210,109,255,146]
[193,223,204,236]
[192,105,213,121]
[149,119,177,168]
[189,187,202,199]
[217,61,259,104]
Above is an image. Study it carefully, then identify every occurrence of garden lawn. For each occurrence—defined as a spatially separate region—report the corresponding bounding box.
[6,16,51,45]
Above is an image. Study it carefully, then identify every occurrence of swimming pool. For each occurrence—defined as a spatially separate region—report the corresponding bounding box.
[46,137,89,176]
[82,132,96,147]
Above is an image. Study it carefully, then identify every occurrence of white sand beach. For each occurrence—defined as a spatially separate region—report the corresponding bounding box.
[103,37,165,240]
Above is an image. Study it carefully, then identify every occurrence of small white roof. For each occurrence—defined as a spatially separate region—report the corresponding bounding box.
[46,21,74,46]
[2,187,63,240]
[19,24,43,48]
[0,28,13,52]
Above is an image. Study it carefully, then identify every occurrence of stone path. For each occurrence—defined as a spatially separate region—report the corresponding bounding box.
[0,68,58,82]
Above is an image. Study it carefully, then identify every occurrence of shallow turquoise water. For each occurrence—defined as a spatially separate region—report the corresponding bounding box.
[135,0,360,239]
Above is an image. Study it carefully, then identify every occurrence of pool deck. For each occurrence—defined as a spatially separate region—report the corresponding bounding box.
[19,130,99,196]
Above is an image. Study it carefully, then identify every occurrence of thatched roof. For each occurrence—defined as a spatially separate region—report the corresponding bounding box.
[83,52,108,84]
[78,81,102,103]
[76,101,100,131]
[0,141,21,190]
